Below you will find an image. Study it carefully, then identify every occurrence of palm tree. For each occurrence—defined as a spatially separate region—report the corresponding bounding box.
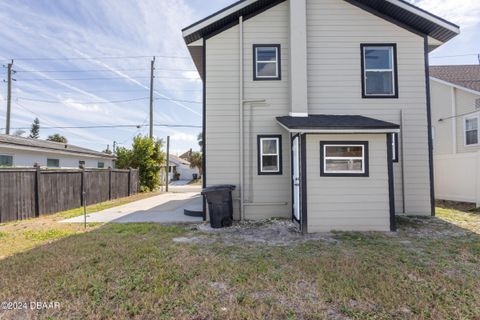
[189,151,202,177]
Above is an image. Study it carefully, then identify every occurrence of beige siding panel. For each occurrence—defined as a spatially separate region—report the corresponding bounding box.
[430,80,455,155]
[306,134,390,232]
[205,2,291,220]
[306,0,430,215]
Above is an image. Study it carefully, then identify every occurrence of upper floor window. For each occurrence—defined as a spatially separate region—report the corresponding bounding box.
[253,45,281,80]
[0,155,13,167]
[258,135,282,175]
[465,114,479,146]
[361,44,398,98]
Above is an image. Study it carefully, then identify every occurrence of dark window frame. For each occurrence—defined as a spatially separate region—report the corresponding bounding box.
[360,43,399,99]
[47,158,60,168]
[253,44,281,81]
[257,134,283,175]
[98,162,105,169]
[320,141,369,177]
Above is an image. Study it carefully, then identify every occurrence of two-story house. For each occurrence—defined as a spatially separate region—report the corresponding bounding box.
[430,65,480,206]
[182,0,459,232]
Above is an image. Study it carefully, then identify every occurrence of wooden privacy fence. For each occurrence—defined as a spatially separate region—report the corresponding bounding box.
[0,167,139,223]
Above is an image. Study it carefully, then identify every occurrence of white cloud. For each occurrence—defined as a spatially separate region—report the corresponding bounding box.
[409,0,480,28]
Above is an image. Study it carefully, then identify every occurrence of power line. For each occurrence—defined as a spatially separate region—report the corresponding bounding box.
[1,123,202,130]
[17,96,201,104]
[15,67,197,73]
[16,75,199,81]
[9,54,191,61]
[17,97,150,105]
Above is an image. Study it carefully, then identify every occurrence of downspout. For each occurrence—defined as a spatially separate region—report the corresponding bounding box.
[239,16,245,220]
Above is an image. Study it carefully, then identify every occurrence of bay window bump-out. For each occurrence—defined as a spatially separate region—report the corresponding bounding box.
[464,114,479,146]
[258,135,282,175]
[320,142,369,177]
[253,44,281,80]
[361,44,398,98]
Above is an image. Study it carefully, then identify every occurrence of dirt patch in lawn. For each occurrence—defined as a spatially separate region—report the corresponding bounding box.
[176,219,340,246]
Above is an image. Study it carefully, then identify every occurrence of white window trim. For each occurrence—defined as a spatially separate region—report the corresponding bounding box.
[260,137,280,173]
[255,46,279,79]
[363,46,396,97]
[464,113,480,147]
[323,144,365,174]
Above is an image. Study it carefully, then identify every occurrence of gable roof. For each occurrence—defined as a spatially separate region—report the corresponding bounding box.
[182,0,459,45]
[169,154,191,166]
[430,65,480,94]
[0,134,116,159]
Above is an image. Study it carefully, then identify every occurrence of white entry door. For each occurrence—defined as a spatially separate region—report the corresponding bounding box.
[292,136,301,221]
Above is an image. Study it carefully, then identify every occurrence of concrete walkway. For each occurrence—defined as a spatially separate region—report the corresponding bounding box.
[60,191,203,224]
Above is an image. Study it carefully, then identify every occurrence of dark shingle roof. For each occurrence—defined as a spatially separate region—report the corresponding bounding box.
[182,0,459,44]
[0,134,116,159]
[276,115,399,131]
[430,65,480,93]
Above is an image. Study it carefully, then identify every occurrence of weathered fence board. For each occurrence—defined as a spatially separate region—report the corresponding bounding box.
[0,168,139,223]
[111,171,129,199]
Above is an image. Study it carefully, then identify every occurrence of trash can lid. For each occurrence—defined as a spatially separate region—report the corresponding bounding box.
[201,184,236,193]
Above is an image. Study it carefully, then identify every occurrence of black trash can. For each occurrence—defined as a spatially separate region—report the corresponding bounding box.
[201,185,236,228]
[192,173,198,180]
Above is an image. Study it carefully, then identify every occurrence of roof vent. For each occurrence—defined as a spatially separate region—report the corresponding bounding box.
[476,98,480,110]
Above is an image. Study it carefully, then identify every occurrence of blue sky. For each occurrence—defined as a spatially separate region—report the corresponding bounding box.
[0,0,478,154]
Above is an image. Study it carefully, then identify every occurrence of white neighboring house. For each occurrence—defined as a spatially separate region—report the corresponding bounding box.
[167,154,199,181]
[0,134,116,169]
[430,65,480,206]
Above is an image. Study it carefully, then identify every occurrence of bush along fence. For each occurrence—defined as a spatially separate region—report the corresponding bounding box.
[0,166,139,223]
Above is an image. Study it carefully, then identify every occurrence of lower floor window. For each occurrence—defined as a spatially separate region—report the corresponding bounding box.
[0,155,13,167]
[98,162,105,168]
[320,142,369,177]
[258,135,282,175]
[47,158,60,168]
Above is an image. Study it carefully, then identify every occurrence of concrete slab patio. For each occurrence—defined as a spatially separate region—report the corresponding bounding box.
[61,191,203,224]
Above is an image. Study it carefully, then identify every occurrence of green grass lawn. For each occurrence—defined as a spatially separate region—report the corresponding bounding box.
[0,206,479,319]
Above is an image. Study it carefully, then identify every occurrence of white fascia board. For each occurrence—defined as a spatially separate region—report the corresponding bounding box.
[0,143,114,160]
[182,0,257,38]
[386,0,460,35]
[276,121,400,134]
[430,77,480,97]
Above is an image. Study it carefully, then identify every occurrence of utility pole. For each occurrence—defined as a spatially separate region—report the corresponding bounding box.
[149,56,155,139]
[113,141,117,154]
[165,136,170,192]
[4,60,14,135]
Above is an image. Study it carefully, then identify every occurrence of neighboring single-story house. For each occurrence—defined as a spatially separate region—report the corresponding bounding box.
[430,65,480,205]
[166,154,199,181]
[182,0,459,232]
[0,134,116,169]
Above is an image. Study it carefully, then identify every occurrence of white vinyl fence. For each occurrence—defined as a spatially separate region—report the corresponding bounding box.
[434,153,480,206]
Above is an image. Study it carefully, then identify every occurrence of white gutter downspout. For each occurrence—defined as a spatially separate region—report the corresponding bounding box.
[239,16,245,221]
